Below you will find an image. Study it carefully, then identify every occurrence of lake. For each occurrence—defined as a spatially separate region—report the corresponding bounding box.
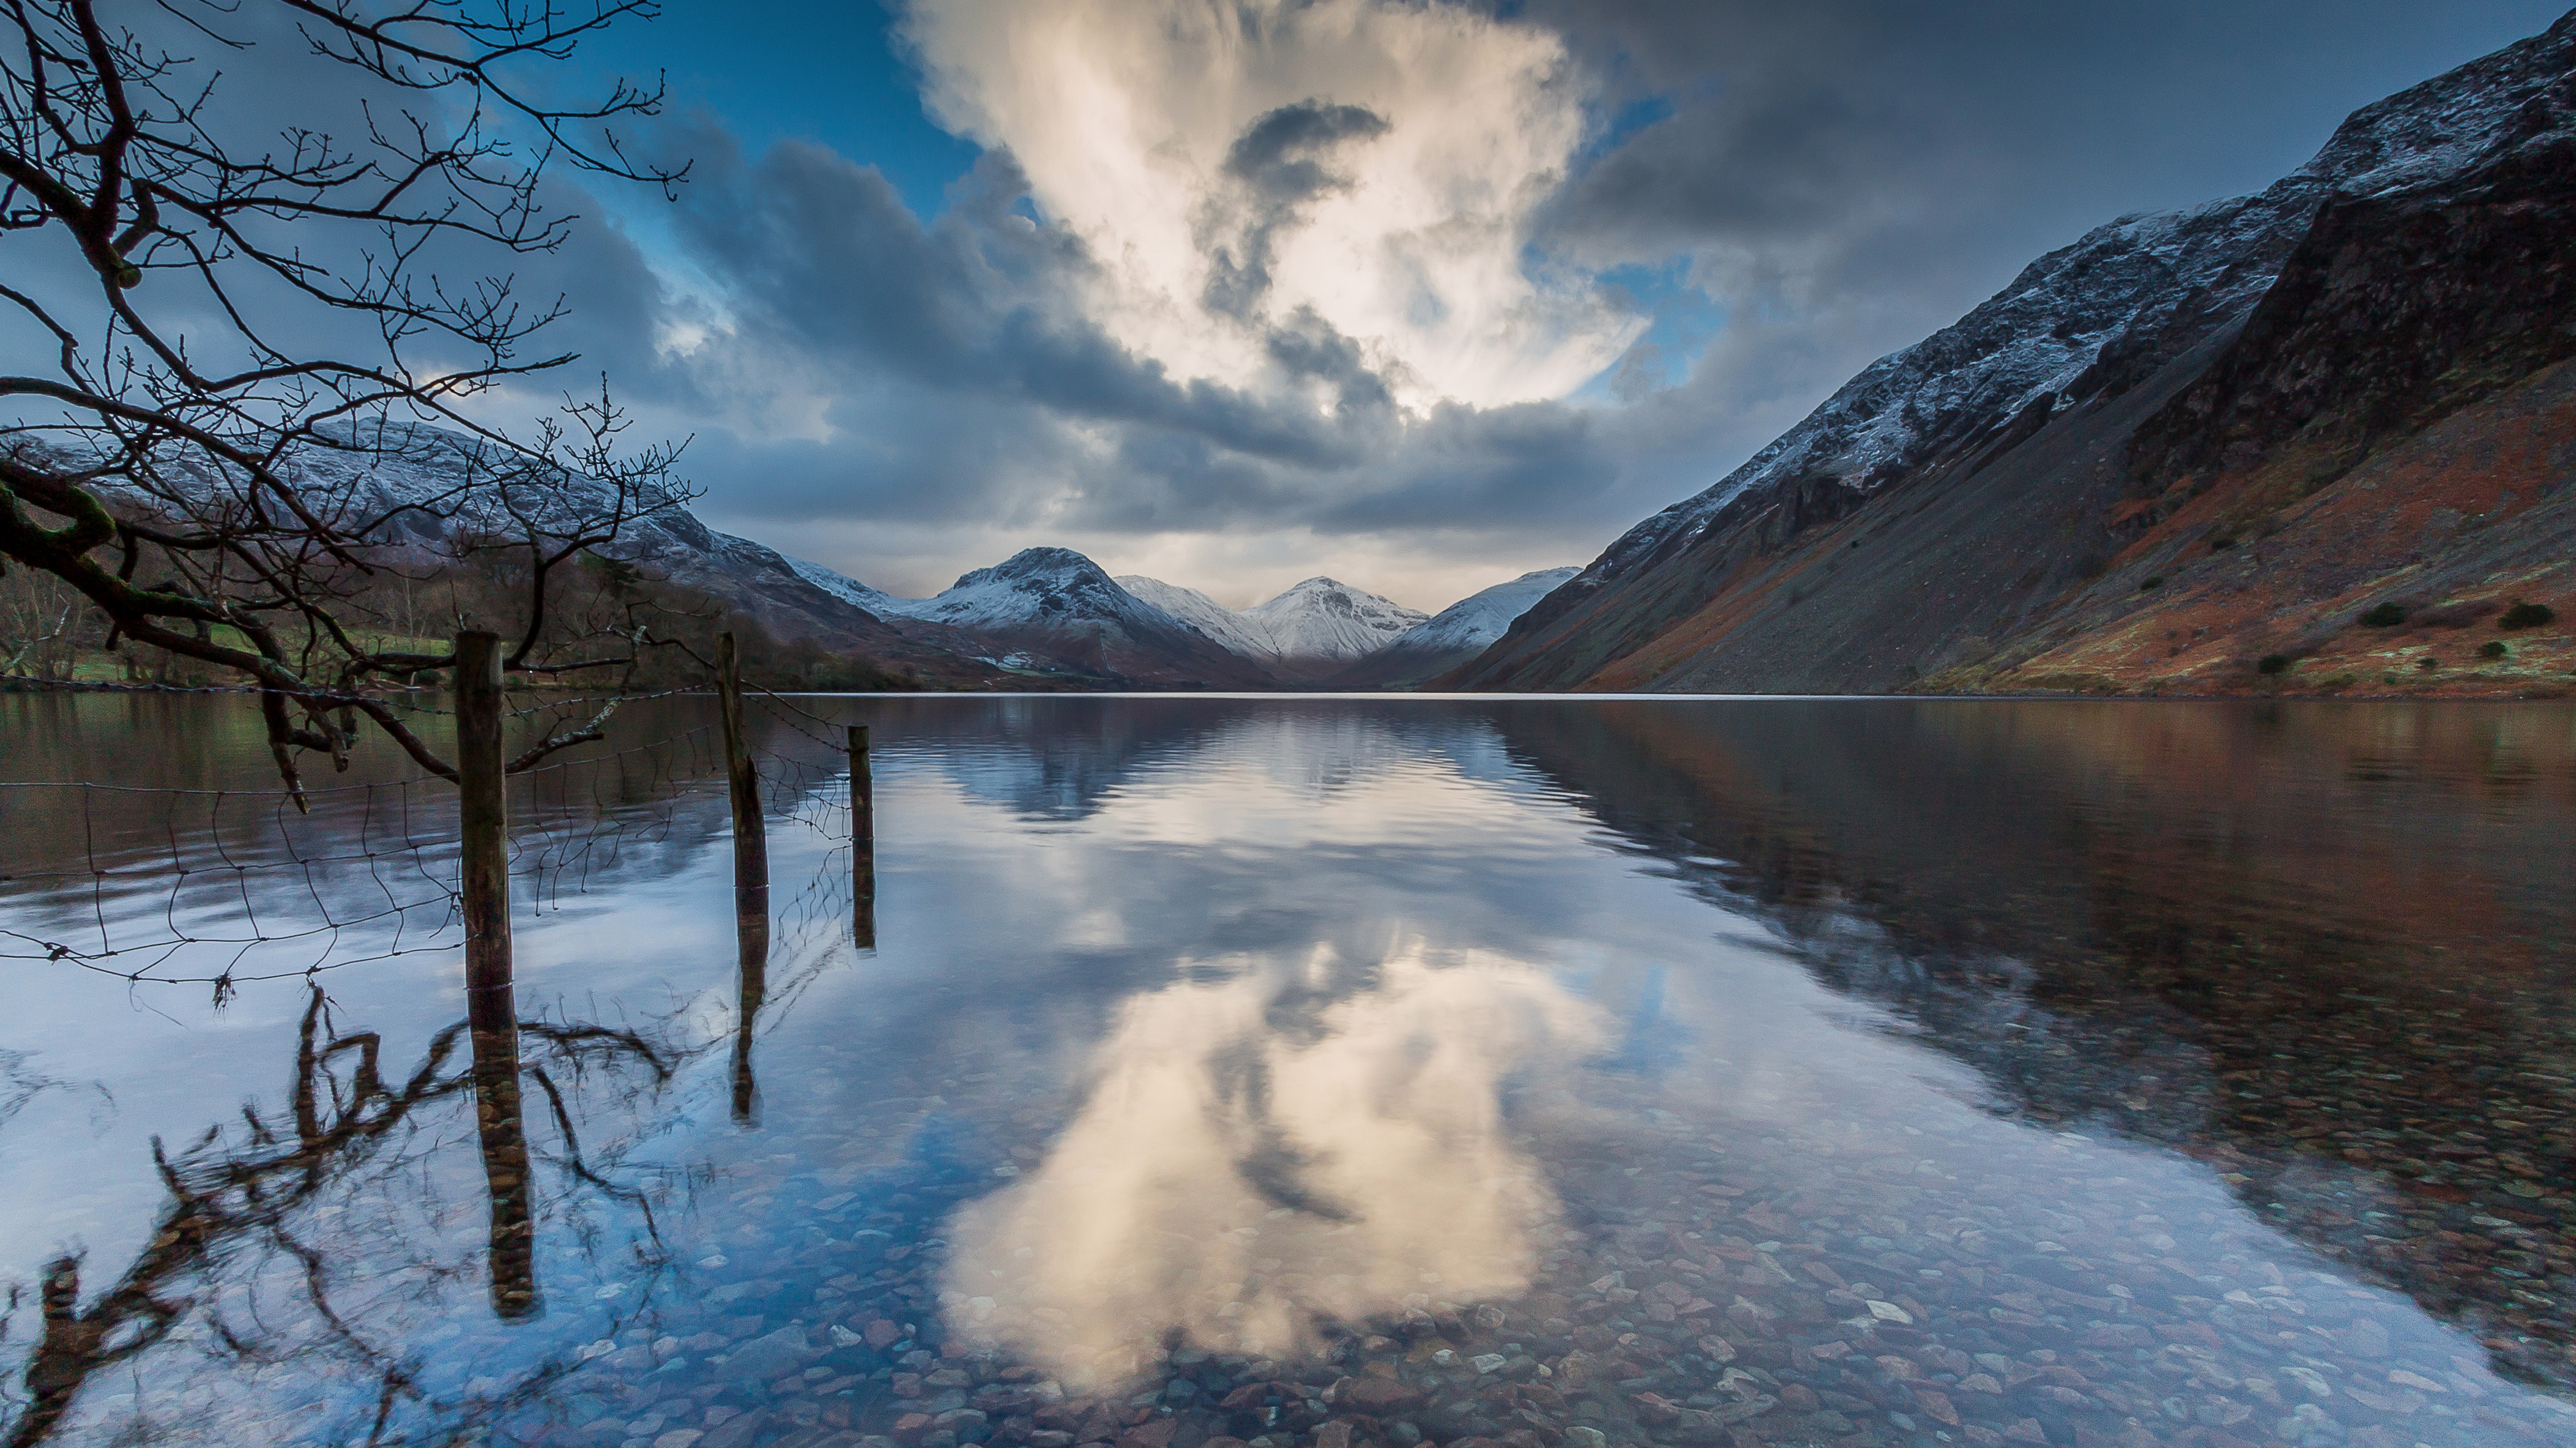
[1,692,2572,1448]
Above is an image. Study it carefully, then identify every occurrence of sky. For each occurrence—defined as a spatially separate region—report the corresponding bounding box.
[21,0,2576,610]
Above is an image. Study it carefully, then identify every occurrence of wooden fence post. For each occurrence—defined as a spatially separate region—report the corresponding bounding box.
[716,633,769,941]
[850,723,876,950]
[717,633,771,1125]
[454,630,538,1318]
[456,630,513,1038]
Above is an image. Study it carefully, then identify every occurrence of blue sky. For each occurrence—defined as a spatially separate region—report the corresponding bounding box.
[577,1,975,220]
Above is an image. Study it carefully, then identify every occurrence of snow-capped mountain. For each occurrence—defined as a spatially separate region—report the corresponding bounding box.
[1327,567,1578,688]
[1391,568,1581,657]
[1451,10,2576,696]
[1550,20,2576,600]
[864,548,1276,687]
[877,547,1143,629]
[1109,574,1430,683]
[1243,578,1428,665]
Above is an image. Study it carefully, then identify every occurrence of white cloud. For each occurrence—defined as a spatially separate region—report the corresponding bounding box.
[901,0,1641,411]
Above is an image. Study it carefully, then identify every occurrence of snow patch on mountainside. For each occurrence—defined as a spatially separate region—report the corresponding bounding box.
[1387,567,1580,656]
[1115,574,1431,662]
[1114,576,1280,658]
[783,554,899,614]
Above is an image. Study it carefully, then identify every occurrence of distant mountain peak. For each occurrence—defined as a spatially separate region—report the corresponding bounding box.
[1114,575,1278,660]
[1117,569,1571,683]
[970,546,1103,580]
[1242,577,1427,662]
[863,547,1272,686]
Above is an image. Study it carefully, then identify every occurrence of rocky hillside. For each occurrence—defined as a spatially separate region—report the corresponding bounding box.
[1446,11,2576,698]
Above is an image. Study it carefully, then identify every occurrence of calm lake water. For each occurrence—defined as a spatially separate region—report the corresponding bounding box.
[1,693,2572,1448]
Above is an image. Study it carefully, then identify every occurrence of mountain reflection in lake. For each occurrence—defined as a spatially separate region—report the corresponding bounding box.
[1,692,2571,1448]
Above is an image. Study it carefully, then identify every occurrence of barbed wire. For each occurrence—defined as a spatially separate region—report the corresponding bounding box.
[0,680,710,722]
[1,679,442,702]
[2,685,884,1005]
[0,725,734,994]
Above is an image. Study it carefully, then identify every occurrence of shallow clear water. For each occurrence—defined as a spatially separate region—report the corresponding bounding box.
[1,693,2572,1448]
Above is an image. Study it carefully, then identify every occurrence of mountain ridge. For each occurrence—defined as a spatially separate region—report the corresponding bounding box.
[1328,567,1580,689]
[1445,9,2576,698]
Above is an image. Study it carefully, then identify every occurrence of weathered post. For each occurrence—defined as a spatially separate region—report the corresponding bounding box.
[717,633,772,1125]
[849,723,876,950]
[456,630,513,1039]
[716,633,770,944]
[454,630,538,1318]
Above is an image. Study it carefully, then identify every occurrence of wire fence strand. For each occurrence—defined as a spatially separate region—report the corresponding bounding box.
[4,688,884,1001]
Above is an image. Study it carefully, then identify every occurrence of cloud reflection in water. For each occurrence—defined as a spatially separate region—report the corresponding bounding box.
[940,941,1605,1388]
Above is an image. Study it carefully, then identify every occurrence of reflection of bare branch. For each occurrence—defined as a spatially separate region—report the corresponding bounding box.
[527,1064,661,1248]
[0,986,682,1447]
[0,1049,107,1132]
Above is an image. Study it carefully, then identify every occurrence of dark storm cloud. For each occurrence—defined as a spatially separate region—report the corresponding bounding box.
[1203,101,1394,320]
[1527,0,2575,291]
[570,114,1682,559]
[657,134,1398,477]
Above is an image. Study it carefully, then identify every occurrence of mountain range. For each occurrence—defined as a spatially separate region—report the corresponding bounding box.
[1445,9,2575,698]
[773,549,1574,689]
[228,425,1576,690]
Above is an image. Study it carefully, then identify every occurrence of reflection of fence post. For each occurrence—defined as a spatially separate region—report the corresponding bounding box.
[717,633,772,1125]
[850,723,876,950]
[731,925,769,1126]
[454,630,539,1319]
[470,1039,541,1318]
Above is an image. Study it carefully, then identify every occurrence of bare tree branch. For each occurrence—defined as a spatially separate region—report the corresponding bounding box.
[0,0,696,788]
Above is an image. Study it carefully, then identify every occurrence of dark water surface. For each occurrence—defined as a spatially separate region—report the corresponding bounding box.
[1,693,2572,1448]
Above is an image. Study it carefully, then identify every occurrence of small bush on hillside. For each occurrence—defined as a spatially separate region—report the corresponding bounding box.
[2258,654,2290,675]
[2499,600,2556,630]
[2359,602,2408,628]
[2482,640,2510,660]
[2139,575,2165,591]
